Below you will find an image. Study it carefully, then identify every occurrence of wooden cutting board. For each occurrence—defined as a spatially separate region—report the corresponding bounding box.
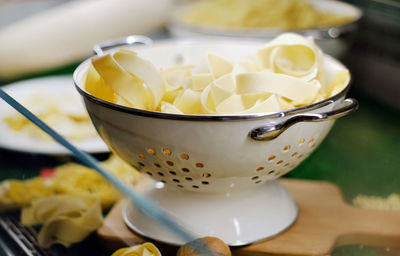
[97,179,400,255]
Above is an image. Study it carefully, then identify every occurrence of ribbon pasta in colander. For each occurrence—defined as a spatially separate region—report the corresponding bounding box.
[256,33,322,82]
[91,49,164,110]
[86,33,349,115]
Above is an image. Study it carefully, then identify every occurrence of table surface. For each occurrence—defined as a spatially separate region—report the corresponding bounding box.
[0,34,399,256]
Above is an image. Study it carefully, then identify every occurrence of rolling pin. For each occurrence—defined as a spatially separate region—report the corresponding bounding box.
[0,0,172,79]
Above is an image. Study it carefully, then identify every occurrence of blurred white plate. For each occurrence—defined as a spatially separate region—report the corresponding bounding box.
[168,0,362,58]
[0,76,109,155]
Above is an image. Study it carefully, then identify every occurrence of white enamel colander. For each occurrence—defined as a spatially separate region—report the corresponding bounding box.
[74,36,358,246]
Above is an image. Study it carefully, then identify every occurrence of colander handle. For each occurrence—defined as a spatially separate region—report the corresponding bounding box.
[250,98,359,141]
[93,35,153,56]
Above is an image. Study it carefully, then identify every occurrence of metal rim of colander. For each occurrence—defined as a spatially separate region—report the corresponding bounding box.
[73,54,351,121]
[74,79,350,121]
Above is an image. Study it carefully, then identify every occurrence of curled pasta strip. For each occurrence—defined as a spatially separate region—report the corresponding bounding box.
[91,49,164,110]
[207,53,234,79]
[242,94,282,114]
[111,243,161,256]
[326,69,350,98]
[85,65,117,103]
[256,33,322,82]
[200,79,234,114]
[161,65,192,91]
[173,89,202,114]
[236,71,320,104]
[161,101,184,114]
[21,194,103,248]
[191,73,213,91]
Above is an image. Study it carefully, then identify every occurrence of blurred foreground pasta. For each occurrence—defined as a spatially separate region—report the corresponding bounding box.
[112,243,161,256]
[0,154,140,211]
[0,155,141,247]
[21,194,103,247]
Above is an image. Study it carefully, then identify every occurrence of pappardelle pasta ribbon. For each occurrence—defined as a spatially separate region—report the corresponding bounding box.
[21,194,103,248]
[0,155,141,247]
[111,243,162,256]
[86,33,350,115]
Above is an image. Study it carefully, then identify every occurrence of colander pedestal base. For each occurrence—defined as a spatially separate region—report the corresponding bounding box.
[123,179,298,246]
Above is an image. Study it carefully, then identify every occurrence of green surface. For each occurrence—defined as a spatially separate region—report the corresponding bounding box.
[0,55,399,256]
[286,91,400,202]
[332,245,399,256]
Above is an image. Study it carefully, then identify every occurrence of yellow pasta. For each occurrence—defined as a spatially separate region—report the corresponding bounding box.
[3,94,97,141]
[92,49,164,110]
[86,33,350,115]
[256,33,322,81]
[191,73,213,91]
[0,178,54,211]
[112,243,161,256]
[353,194,400,211]
[0,154,141,211]
[0,155,141,247]
[236,72,320,104]
[85,65,117,103]
[21,194,103,248]
[179,0,355,30]
[207,53,234,79]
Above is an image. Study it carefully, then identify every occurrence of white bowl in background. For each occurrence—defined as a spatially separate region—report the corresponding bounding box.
[168,0,362,58]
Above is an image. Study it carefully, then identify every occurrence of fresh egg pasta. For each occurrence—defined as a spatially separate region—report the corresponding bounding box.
[0,154,140,211]
[111,243,162,256]
[0,155,140,247]
[21,194,103,248]
[3,93,98,141]
[86,33,350,115]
